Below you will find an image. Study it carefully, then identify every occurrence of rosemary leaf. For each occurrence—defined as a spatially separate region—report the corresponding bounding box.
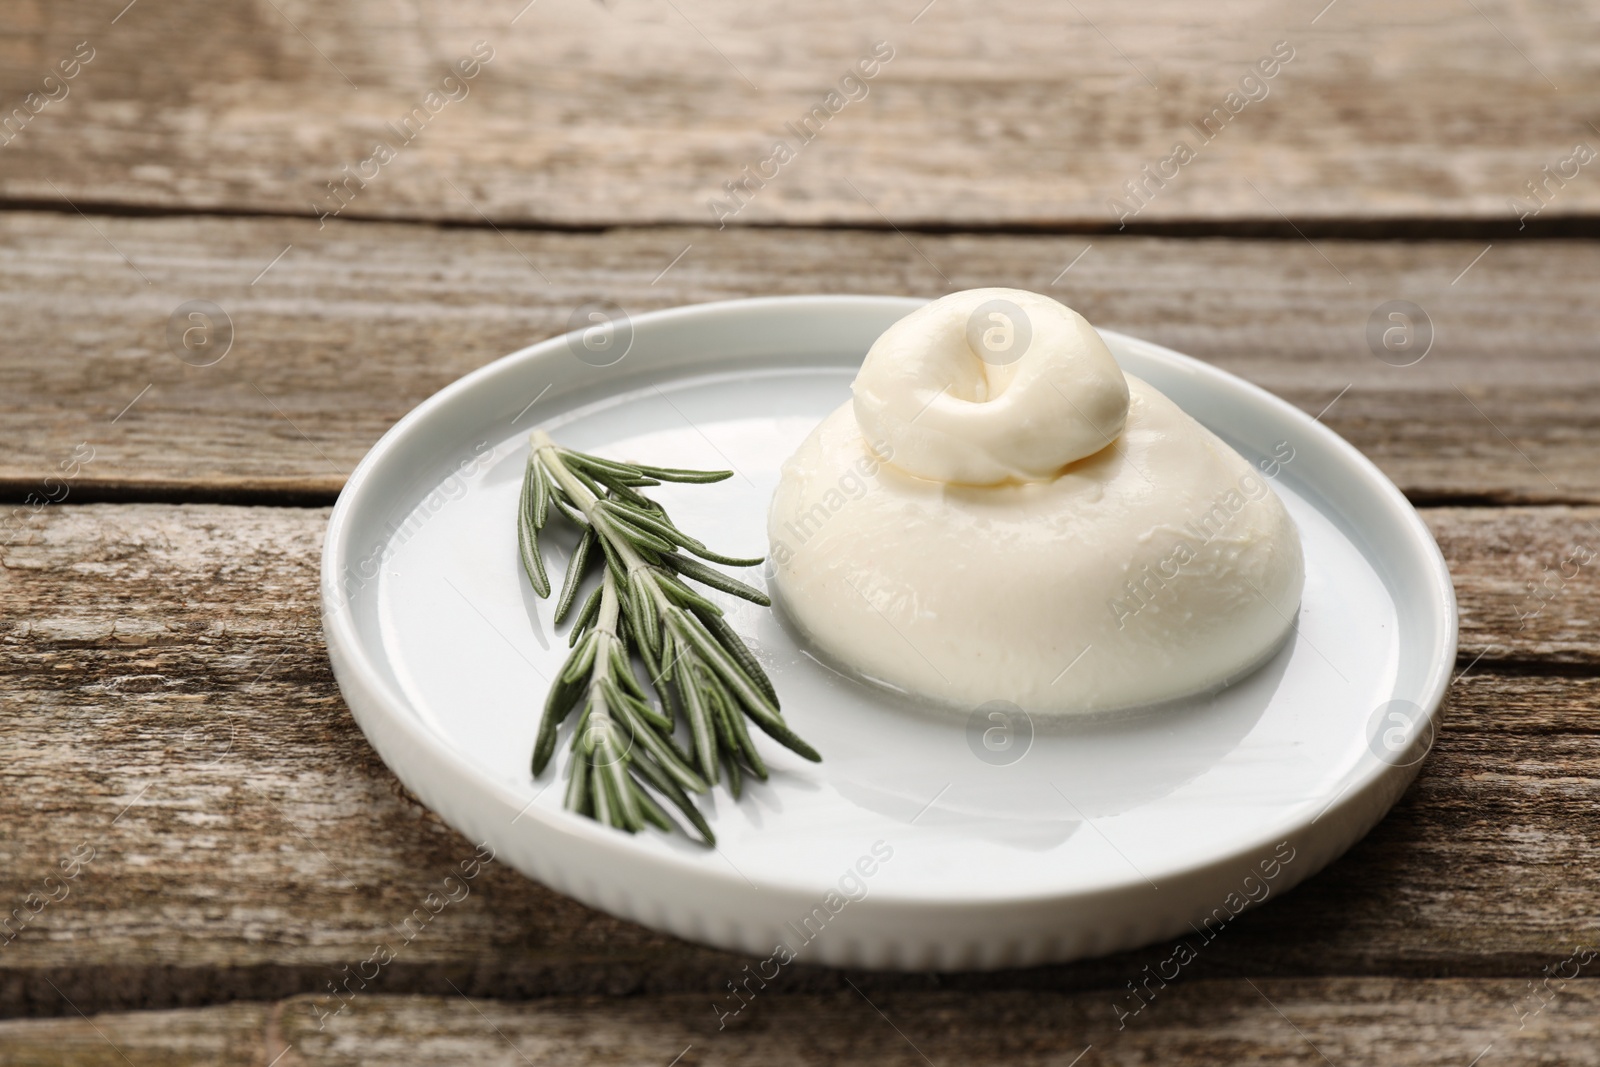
[602,673,669,734]
[531,455,551,528]
[593,531,631,590]
[600,745,642,831]
[556,449,648,479]
[604,496,763,567]
[660,552,771,606]
[629,463,735,484]
[553,528,595,624]
[552,493,589,527]
[532,672,587,774]
[565,462,609,503]
[690,603,780,706]
[676,614,820,762]
[569,581,605,644]
[561,630,599,684]
[577,468,657,508]
[590,755,615,826]
[565,746,591,814]
[603,516,677,557]
[627,570,660,654]
[607,642,649,702]
[712,679,769,780]
[678,665,720,786]
[683,544,765,568]
[655,570,725,618]
[740,707,822,764]
[671,612,778,719]
[634,784,674,832]
[706,673,739,752]
[609,696,705,793]
[517,458,551,598]
[630,755,717,845]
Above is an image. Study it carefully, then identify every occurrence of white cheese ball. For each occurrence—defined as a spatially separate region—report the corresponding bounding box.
[768,294,1304,714]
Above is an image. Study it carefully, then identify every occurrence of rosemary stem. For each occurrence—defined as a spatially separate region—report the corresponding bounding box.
[532,431,673,614]
[585,567,623,760]
[591,567,621,679]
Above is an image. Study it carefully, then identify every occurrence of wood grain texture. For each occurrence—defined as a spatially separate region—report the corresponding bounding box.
[5,0,1596,1057]
[1428,506,1600,666]
[1,503,1597,1020]
[2,213,1598,505]
[1,0,1598,228]
[2,982,1600,1067]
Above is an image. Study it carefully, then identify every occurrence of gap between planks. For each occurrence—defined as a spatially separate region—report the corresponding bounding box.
[4,197,1600,241]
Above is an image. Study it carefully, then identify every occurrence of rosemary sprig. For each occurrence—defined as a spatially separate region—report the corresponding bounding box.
[520,429,820,844]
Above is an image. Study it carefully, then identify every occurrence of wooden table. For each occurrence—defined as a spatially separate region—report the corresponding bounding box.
[3,1,1598,1063]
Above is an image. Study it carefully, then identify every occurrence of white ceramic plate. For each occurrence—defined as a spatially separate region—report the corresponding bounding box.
[322,296,1456,971]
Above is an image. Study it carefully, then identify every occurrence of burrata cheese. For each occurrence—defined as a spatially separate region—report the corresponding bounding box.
[767,288,1304,714]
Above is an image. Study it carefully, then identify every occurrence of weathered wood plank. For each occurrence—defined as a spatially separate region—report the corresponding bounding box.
[2,0,1598,228]
[0,1002,269,1067]
[0,503,1597,1019]
[2,983,1599,1067]
[1427,506,1600,667]
[2,214,1598,504]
